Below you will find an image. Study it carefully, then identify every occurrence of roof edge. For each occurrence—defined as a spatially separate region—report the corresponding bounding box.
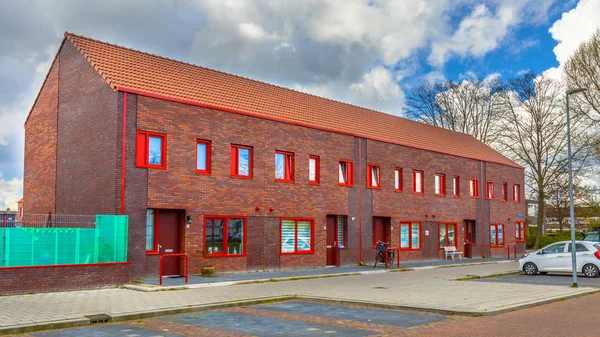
[118,86,524,169]
[65,32,117,90]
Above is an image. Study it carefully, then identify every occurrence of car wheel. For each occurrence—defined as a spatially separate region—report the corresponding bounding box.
[523,262,538,275]
[582,264,599,278]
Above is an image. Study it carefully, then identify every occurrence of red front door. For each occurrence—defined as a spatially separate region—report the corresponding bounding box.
[157,210,182,276]
[326,215,338,266]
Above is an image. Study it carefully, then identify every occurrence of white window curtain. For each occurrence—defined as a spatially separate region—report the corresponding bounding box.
[395,170,400,190]
[415,172,422,192]
[309,158,316,181]
[339,163,346,184]
[371,166,379,187]
[435,175,441,194]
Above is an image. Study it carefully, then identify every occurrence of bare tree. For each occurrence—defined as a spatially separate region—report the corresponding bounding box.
[546,172,590,234]
[497,73,595,249]
[404,77,505,144]
[564,29,600,122]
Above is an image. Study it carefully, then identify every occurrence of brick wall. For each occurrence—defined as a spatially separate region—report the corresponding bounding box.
[23,56,59,214]
[0,263,131,295]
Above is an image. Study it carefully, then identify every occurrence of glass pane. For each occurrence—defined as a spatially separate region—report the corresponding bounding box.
[206,219,224,254]
[498,225,503,245]
[297,221,311,251]
[520,225,525,240]
[197,143,207,171]
[145,209,155,251]
[275,153,285,179]
[281,220,296,253]
[516,224,519,239]
[371,166,379,187]
[448,225,455,246]
[238,148,250,176]
[339,163,346,184]
[490,226,496,245]
[470,180,474,196]
[148,136,162,165]
[453,178,457,195]
[227,218,244,255]
[415,172,422,192]
[395,170,400,189]
[435,175,440,194]
[309,158,316,181]
[400,224,409,248]
[337,216,344,247]
[412,223,420,249]
[439,224,446,247]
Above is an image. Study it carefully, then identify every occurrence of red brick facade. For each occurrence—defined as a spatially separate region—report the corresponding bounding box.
[19,37,527,292]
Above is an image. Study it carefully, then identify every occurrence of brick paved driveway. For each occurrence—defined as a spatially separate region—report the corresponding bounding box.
[18,293,600,337]
[476,273,600,288]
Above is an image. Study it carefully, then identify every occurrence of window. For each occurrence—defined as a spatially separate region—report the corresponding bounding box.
[434,174,446,196]
[568,243,590,252]
[413,170,424,194]
[275,151,295,182]
[136,131,166,169]
[231,145,253,178]
[205,216,246,256]
[145,209,157,253]
[196,140,211,175]
[439,223,457,247]
[469,179,479,198]
[309,156,320,184]
[502,182,508,201]
[486,181,494,199]
[453,176,460,197]
[516,222,526,242]
[400,222,421,250]
[490,224,504,247]
[281,218,314,254]
[542,242,566,254]
[338,160,354,186]
[395,168,403,192]
[337,215,347,249]
[513,184,521,203]
[367,164,381,189]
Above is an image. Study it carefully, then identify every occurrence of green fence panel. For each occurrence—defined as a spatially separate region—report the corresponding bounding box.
[0,215,128,267]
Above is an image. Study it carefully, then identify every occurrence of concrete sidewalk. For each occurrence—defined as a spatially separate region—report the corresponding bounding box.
[0,261,596,335]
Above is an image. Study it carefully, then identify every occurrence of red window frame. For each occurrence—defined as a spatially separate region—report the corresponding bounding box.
[490,224,505,247]
[453,176,460,197]
[486,180,494,200]
[196,139,211,175]
[338,160,354,186]
[204,216,247,257]
[516,222,526,242]
[280,218,315,255]
[469,179,479,198]
[513,184,521,203]
[146,209,159,254]
[439,223,458,248]
[136,130,166,169]
[395,168,403,192]
[230,145,253,178]
[399,221,422,251]
[412,170,424,194]
[366,163,381,189]
[502,182,508,201]
[309,155,320,185]
[275,151,295,182]
[434,173,446,196]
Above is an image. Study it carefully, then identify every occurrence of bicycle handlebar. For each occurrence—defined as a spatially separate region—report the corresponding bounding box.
[376,240,390,245]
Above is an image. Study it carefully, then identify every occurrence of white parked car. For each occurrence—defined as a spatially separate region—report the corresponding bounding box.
[518,241,600,278]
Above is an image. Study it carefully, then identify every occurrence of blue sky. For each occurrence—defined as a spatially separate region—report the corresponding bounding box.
[0,0,599,209]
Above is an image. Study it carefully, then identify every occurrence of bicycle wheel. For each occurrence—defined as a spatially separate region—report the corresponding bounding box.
[387,250,396,268]
[374,251,383,268]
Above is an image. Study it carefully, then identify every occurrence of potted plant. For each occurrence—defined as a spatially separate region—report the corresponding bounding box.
[200,265,215,276]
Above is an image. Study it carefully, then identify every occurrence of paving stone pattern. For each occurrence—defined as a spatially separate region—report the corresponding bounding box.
[33,324,181,337]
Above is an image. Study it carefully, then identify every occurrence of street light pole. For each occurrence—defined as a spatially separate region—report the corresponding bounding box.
[566,87,587,288]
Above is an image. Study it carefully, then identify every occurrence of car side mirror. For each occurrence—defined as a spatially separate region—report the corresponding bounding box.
[537,251,544,255]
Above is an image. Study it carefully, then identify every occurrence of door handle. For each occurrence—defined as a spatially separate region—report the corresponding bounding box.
[158,244,163,251]
[334,241,337,247]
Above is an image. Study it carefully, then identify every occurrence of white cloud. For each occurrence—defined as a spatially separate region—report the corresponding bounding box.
[349,67,404,115]
[544,0,600,78]
[0,173,22,211]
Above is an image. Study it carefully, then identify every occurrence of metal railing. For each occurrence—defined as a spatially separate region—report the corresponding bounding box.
[3,214,97,228]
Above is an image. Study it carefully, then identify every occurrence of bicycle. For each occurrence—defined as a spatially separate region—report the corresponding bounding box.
[374,240,395,268]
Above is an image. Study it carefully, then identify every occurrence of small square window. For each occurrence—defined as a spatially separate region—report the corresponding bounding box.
[367,164,381,189]
[413,170,424,194]
[453,176,460,197]
[231,145,253,178]
[275,151,295,182]
[502,182,508,201]
[339,160,354,186]
[513,184,521,203]
[309,156,320,184]
[469,179,479,198]
[435,174,446,196]
[196,140,211,175]
[395,168,403,192]
[136,131,166,169]
[486,181,494,200]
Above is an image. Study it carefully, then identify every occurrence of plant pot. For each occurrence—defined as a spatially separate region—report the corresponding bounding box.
[200,265,215,276]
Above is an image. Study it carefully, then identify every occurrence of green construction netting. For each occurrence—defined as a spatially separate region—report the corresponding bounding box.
[0,215,128,267]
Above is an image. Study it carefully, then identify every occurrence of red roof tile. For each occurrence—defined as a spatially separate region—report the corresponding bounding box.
[64,32,520,168]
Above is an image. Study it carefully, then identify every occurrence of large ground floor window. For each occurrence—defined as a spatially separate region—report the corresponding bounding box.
[281,218,314,254]
[439,223,457,248]
[205,216,246,257]
[490,224,504,247]
[400,221,421,250]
